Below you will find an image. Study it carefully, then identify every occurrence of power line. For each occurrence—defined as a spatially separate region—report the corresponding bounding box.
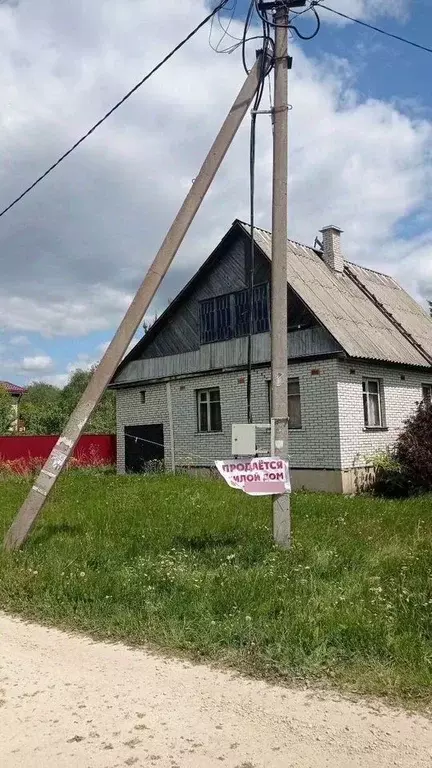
[317,3,432,55]
[0,1,229,221]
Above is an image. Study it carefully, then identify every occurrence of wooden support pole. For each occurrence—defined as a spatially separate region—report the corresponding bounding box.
[4,60,262,551]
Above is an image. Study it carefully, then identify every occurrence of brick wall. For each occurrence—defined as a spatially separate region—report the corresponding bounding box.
[116,358,341,472]
[337,361,432,469]
[116,383,170,473]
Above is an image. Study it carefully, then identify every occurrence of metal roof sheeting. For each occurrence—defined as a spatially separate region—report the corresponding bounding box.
[240,222,432,368]
[0,381,27,395]
[347,263,432,361]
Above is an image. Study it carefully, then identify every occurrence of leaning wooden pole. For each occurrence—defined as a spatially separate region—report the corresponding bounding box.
[4,59,262,551]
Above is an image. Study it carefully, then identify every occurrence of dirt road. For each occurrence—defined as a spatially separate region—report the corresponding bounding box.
[0,613,430,767]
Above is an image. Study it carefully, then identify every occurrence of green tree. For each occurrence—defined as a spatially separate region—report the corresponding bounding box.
[20,382,62,435]
[61,368,116,434]
[20,370,116,436]
[0,385,15,434]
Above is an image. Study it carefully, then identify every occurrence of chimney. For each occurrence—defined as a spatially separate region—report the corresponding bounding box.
[320,225,344,273]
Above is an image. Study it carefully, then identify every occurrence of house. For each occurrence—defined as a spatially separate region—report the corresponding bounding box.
[111,220,432,493]
[0,381,27,431]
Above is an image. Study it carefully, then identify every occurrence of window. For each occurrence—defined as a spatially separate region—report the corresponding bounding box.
[199,283,270,344]
[140,391,146,404]
[362,379,384,427]
[234,284,270,337]
[200,295,232,344]
[197,388,222,432]
[288,378,302,429]
[267,377,302,430]
[422,383,432,404]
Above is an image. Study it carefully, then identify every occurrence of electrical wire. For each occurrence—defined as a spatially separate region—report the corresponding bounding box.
[245,11,274,423]
[316,3,432,55]
[209,0,243,54]
[242,0,257,74]
[253,1,320,39]
[0,0,230,221]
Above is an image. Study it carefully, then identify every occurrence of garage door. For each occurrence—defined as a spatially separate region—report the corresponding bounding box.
[124,424,164,473]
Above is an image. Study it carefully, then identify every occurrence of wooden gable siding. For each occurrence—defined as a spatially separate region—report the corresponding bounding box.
[114,327,341,386]
[141,230,319,360]
[143,233,268,359]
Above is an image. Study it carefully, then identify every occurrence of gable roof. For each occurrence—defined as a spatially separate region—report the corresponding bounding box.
[116,219,432,377]
[0,381,27,395]
[240,222,432,368]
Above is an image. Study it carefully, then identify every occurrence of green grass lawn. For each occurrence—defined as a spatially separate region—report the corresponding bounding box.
[0,470,431,707]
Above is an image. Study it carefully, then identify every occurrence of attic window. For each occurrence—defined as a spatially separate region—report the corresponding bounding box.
[200,295,232,344]
[199,284,270,344]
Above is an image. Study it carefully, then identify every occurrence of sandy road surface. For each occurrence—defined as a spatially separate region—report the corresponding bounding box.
[0,613,430,768]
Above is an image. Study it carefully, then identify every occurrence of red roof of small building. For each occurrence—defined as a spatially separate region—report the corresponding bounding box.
[0,381,27,395]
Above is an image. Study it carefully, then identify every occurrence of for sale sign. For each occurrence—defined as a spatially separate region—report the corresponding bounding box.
[215,457,291,496]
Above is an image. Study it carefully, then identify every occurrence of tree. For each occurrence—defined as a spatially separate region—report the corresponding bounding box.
[0,385,15,434]
[61,368,116,434]
[20,370,116,435]
[20,382,62,435]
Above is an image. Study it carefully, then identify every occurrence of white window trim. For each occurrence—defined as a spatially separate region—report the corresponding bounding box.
[197,388,222,433]
[363,378,385,428]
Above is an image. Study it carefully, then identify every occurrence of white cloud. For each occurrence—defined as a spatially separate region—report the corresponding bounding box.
[0,0,430,347]
[10,334,30,346]
[21,355,53,372]
[39,334,143,391]
[316,0,411,24]
[97,335,141,358]
[39,373,69,388]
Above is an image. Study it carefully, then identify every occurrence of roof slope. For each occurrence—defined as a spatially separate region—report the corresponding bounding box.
[346,263,432,361]
[0,381,27,395]
[240,222,432,368]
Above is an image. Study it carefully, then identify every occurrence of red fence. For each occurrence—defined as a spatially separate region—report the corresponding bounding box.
[0,434,116,468]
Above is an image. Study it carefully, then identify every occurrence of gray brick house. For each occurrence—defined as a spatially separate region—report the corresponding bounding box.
[111,220,432,493]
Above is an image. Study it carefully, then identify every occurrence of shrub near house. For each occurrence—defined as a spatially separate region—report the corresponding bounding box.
[372,399,432,497]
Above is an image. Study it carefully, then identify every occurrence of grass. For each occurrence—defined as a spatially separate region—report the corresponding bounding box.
[0,470,431,708]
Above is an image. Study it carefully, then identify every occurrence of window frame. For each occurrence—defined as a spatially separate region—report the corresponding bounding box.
[362,378,385,428]
[267,377,302,430]
[199,282,270,345]
[422,383,432,404]
[140,391,146,404]
[196,387,222,433]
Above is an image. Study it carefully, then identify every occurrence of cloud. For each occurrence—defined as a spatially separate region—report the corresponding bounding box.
[10,335,30,346]
[38,334,143,390]
[316,0,411,24]
[21,355,53,372]
[0,0,430,351]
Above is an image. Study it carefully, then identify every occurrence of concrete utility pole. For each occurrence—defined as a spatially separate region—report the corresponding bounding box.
[4,59,262,551]
[270,2,290,548]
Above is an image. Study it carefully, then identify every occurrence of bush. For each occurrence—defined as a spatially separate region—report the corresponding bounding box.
[395,400,432,493]
[369,401,432,498]
[366,450,412,498]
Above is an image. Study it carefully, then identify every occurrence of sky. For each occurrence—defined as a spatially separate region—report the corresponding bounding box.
[0,0,432,388]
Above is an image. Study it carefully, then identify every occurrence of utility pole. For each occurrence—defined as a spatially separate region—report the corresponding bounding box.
[4,60,262,552]
[270,1,291,548]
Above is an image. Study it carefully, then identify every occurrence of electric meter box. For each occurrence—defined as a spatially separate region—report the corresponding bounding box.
[231,424,257,456]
